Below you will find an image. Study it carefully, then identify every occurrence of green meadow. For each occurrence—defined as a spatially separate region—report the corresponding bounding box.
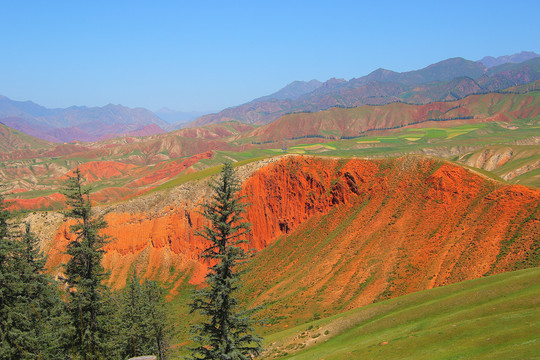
[263,267,540,360]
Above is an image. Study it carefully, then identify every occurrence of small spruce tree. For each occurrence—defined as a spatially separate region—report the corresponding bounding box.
[140,278,169,360]
[116,271,170,360]
[62,168,111,359]
[188,162,262,360]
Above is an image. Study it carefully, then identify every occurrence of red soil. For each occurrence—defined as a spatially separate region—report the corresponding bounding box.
[45,156,540,309]
[62,161,138,183]
[7,192,65,211]
[238,157,540,323]
[126,151,213,188]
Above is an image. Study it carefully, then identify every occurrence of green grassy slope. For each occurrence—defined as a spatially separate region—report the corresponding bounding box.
[0,122,52,152]
[263,267,540,360]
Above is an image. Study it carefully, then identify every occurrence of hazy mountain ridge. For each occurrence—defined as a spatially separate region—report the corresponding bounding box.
[190,55,540,127]
[478,50,539,68]
[253,79,323,102]
[0,98,167,142]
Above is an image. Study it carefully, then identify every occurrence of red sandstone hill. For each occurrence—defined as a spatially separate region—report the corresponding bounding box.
[36,156,539,320]
[238,156,540,324]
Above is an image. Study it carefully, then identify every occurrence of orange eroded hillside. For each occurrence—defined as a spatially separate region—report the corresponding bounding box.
[239,156,540,324]
[62,161,138,183]
[43,156,539,309]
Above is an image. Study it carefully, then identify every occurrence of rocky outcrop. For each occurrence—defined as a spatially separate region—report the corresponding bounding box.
[42,156,285,290]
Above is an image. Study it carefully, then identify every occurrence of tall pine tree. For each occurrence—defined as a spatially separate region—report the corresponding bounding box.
[9,223,70,359]
[0,189,16,357]
[62,168,111,359]
[188,162,262,360]
[0,193,69,359]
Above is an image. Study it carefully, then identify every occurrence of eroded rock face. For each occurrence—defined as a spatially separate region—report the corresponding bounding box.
[238,157,540,324]
[42,156,285,290]
[38,155,539,301]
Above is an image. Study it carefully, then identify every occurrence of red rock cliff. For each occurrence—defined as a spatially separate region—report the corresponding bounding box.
[45,156,539,300]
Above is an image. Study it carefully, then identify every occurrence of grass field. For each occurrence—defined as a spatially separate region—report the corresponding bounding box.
[261,267,540,359]
[151,153,273,192]
[263,119,539,187]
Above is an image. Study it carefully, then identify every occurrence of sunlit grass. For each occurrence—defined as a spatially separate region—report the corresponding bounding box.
[263,268,540,360]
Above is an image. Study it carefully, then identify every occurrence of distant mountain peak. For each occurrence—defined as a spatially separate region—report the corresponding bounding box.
[371,68,395,75]
[478,51,539,68]
[323,78,346,87]
[252,79,323,102]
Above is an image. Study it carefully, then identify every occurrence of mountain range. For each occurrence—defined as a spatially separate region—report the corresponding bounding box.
[478,50,539,68]
[0,97,168,142]
[190,54,540,127]
[1,51,538,144]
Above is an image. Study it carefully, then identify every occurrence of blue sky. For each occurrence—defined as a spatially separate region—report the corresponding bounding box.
[1,1,538,112]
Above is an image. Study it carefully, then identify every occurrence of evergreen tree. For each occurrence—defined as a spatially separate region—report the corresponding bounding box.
[140,278,169,360]
[0,193,69,359]
[0,189,17,357]
[62,168,111,359]
[118,271,146,358]
[116,271,170,360]
[9,223,70,359]
[188,162,262,360]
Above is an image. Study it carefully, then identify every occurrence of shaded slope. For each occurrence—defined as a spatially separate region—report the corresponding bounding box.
[262,267,540,359]
[248,92,540,143]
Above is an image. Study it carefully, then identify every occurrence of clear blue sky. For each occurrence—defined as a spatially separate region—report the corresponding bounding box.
[1,0,538,112]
